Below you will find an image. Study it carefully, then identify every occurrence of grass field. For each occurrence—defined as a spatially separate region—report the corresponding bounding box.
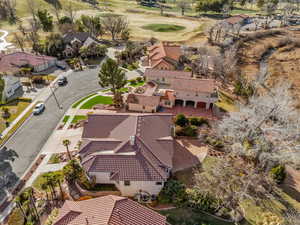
[71,115,88,124]
[80,95,113,109]
[0,99,31,133]
[72,93,97,108]
[142,24,185,32]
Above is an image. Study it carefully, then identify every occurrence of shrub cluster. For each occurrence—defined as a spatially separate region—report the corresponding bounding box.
[205,136,224,149]
[158,179,187,207]
[174,114,209,137]
[270,165,286,184]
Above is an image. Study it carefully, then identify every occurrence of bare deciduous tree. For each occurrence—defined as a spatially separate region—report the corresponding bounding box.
[177,0,190,16]
[218,82,300,168]
[102,15,128,41]
[63,1,76,24]
[12,32,26,52]
[0,0,17,23]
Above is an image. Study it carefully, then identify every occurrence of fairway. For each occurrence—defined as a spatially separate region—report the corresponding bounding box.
[142,24,185,32]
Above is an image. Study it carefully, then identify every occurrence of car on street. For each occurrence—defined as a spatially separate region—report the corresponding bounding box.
[33,103,45,115]
[57,76,68,86]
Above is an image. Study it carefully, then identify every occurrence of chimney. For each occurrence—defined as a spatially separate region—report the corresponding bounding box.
[130,136,135,146]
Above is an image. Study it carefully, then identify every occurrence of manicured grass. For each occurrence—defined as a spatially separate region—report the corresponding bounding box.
[120,87,129,93]
[141,24,185,32]
[32,171,63,191]
[71,115,88,124]
[72,93,97,108]
[129,81,145,87]
[159,208,234,225]
[62,115,70,124]
[0,99,31,133]
[80,95,113,109]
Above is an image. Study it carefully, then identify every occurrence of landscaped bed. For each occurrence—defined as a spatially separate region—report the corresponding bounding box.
[80,95,113,109]
[141,24,185,32]
[72,93,97,108]
[71,115,88,124]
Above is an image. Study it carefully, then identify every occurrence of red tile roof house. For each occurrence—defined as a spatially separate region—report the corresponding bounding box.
[53,195,169,225]
[79,113,199,198]
[0,52,57,75]
[143,42,183,70]
[128,69,218,110]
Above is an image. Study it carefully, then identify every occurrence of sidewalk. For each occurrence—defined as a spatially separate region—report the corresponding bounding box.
[0,70,73,144]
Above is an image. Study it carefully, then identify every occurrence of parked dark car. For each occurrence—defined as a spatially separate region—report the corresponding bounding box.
[57,76,68,86]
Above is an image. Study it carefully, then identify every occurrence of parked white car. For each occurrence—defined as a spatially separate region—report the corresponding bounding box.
[33,103,45,115]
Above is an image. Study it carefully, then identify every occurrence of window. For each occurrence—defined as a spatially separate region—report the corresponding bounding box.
[156,182,163,185]
[124,180,130,186]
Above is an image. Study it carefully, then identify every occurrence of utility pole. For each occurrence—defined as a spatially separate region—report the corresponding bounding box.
[50,84,62,109]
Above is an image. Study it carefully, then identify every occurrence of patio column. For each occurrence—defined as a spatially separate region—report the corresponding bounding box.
[205,102,210,110]
[183,100,186,107]
[194,101,197,108]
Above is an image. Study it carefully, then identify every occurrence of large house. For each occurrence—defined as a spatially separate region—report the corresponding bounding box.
[125,69,218,112]
[0,52,57,74]
[79,113,199,197]
[144,42,183,70]
[62,32,102,57]
[53,195,168,225]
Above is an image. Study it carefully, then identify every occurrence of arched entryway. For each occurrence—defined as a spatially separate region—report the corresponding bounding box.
[175,99,184,106]
[186,100,195,107]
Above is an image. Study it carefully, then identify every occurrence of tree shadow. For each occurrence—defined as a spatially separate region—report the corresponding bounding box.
[43,0,62,9]
[0,146,19,202]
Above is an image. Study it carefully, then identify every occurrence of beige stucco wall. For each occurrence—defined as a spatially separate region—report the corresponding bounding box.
[128,103,157,113]
[115,181,164,197]
[89,172,113,184]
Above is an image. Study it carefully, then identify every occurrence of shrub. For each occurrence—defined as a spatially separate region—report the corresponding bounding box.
[175,125,184,136]
[45,208,59,225]
[63,160,83,182]
[136,76,142,82]
[183,125,198,137]
[189,117,209,127]
[158,179,187,207]
[129,79,137,85]
[8,208,24,225]
[186,188,220,213]
[205,136,224,149]
[175,114,189,127]
[270,165,286,184]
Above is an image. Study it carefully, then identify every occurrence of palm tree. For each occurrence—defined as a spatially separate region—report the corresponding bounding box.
[14,196,27,221]
[98,58,127,106]
[63,139,72,160]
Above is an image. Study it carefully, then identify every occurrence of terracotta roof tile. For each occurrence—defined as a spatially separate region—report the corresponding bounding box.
[54,196,167,225]
[144,68,192,79]
[126,94,160,106]
[170,78,216,93]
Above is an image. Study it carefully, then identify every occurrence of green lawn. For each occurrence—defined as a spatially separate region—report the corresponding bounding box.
[141,24,186,32]
[80,95,113,109]
[0,99,31,133]
[160,208,234,225]
[62,115,70,123]
[48,153,61,164]
[71,115,88,124]
[129,81,145,87]
[72,93,97,108]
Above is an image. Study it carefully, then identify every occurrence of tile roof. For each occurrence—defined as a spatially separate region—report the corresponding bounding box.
[0,52,56,73]
[80,114,174,182]
[144,68,192,79]
[54,195,167,225]
[63,32,91,43]
[170,78,216,93]
[148,42,182,67]
[126,93,160,107]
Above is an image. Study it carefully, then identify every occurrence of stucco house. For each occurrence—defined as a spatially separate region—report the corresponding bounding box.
[62,32,101,57]
[0,52,57,75]
[143,42,183,70]
[125,69,218,112]
[2,76,21,101]
[79,113,199,198]
[53,195,168,225]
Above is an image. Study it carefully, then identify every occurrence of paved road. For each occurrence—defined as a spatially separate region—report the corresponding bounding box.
[4,67,102,181]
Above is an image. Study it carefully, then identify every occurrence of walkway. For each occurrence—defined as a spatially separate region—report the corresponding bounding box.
[0,29,13,51]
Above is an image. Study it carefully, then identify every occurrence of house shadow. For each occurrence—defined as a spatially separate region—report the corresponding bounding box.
[0,146,19,207]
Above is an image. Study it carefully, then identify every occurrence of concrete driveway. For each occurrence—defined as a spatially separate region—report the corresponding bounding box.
[3,67,104,183]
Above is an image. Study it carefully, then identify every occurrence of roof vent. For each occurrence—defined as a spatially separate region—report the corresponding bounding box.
[130,136,135,146]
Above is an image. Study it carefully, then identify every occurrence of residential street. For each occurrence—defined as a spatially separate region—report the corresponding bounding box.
[4,67,102,182]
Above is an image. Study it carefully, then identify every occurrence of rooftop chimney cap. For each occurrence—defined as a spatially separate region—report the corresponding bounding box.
[130,136,135,146]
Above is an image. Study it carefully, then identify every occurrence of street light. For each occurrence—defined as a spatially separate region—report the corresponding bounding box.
[49,84,63,109]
